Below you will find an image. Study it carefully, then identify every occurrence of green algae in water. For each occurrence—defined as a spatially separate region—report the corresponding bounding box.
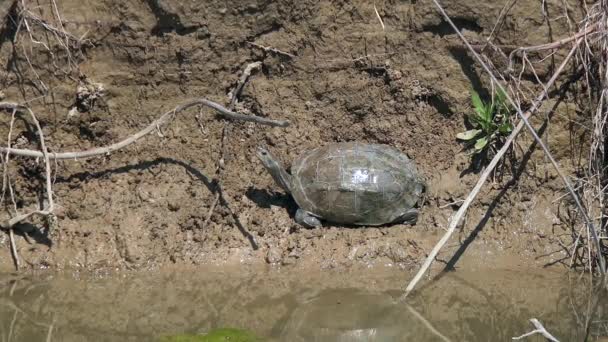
[159,328,263,342]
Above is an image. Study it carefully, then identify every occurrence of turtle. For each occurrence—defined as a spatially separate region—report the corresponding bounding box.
[256,142,425,227]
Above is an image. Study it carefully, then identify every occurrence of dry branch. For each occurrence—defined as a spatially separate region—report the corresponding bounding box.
[8,228,19,269]
[0,96,288,251]
[403,40,580,299]
[246,42,296,59]
[512,318,560,341]
[204,62,263,242]
[403,0,605,297]
[0,98,289,160]
[0,103,54,270]
[229,61,262,108]
[437,4,605,275]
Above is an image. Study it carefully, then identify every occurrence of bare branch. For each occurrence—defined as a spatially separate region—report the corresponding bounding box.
[229,61,262,108]
[402,0,599,297]
[246,42,296,59]
[0,98,290,160]
[430,0,605,275]
[512,318,560,342]
[9,228,20,270]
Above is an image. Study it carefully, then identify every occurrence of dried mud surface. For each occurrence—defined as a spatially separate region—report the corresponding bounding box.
[0,0,590,272]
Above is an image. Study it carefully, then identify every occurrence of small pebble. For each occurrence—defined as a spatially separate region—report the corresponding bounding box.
[266,247,281,264]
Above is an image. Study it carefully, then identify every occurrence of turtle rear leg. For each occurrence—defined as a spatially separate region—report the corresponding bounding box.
[295,209,322,228]
[395,208,419,225]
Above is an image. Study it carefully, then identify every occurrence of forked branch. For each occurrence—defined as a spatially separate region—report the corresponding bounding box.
[403,0,605,298]
[0,98,289,160]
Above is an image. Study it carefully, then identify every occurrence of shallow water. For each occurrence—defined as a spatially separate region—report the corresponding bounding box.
[0,266,606,341]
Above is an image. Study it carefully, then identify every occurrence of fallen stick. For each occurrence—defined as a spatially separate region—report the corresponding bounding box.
[403,2,600,297]
[1,105,54,272]
[0,98,289,160]
[204,62,262,230]
[246,42,296,59]
[229,61,262,108]
[512,318,560,342]
[432,0,605,274]
[8,228,19,269]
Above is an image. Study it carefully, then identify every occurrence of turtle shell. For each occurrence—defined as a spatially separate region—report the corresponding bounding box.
[290,142,424,225]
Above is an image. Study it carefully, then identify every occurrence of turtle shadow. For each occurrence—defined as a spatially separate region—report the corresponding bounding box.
[323,221,417,230]
[245,187,298,218]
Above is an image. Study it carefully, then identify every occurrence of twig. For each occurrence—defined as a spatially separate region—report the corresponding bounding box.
[406,304,452,342]
[203,125,227,230]
[373,1,385,31]
[246,42,296,58]
[202,192,220,228]
[402,18,588,297]
[508,23,597,60]
[204,62,261,232]
[481,0,518,52]
[432,0,605,276]
[1,104,53,272]
[9,228,20,270]
[0,98,289,160]
[229,61,262,108]
[512,318,560,341]
[1,108,17,208]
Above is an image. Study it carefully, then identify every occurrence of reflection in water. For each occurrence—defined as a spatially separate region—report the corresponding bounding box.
[0,267,606,341]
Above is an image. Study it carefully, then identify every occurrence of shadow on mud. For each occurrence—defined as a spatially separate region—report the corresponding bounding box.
[56,157,260,250]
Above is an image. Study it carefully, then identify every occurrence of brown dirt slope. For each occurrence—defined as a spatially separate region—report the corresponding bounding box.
[0,0,587,271]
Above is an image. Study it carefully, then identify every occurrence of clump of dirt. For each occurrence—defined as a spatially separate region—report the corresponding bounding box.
[0,0,588,272]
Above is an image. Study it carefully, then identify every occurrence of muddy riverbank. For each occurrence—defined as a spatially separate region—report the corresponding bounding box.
[0,0,591,273]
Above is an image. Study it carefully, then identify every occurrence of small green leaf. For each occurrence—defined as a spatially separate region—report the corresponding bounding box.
[485,102,494,121]
[474,137,488,151]
[471,90,485,114]
[498,122,513,134]
[456,129,482,140]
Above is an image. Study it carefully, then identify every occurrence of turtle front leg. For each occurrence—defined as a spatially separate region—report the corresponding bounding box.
[295,209,322,228]
[395,208,419,225]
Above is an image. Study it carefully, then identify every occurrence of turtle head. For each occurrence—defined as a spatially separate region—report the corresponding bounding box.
[256,147,292,193]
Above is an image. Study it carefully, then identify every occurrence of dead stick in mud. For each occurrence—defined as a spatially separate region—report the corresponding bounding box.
[0,98,289,160]
[229,61,262,109]
[512,318,560,342]
[9,228,20,269]
[246,42,296,59]
[431,0,605,274]
[403,41,580,299]
[0,104,54,273]
[403,3,604,297]
[204,62,262,231]
[507,22,598,68]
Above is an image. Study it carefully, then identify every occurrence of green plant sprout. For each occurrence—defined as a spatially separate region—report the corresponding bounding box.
[456,88,514,155]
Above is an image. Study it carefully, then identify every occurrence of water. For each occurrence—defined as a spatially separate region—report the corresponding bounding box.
[0,266,606,341]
